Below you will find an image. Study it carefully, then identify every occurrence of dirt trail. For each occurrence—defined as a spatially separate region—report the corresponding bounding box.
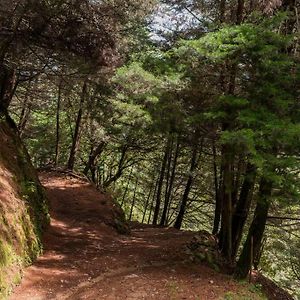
[11,172,264,300]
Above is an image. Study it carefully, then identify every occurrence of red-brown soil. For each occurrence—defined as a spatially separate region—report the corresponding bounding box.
[10,172,266,300]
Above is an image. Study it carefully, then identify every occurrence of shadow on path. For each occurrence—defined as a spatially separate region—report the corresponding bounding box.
[11,172,264,300]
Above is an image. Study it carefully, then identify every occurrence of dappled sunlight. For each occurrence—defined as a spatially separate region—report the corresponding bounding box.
[118,237,161,249]
[9,172,271,300]
[11,169,193,298]
[11,172,122,299]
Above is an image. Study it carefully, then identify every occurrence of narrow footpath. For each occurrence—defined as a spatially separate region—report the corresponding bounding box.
[11,172,266,300]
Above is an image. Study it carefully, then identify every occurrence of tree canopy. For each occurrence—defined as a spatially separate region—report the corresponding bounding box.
[1,0,300,298]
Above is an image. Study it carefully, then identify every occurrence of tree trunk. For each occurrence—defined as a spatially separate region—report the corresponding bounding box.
[18,104,31,138]
[212,142,222,235]
[54,79,62,167]
[67,80,87,171]
[219,0,226,23]
[129,176,139,221]
[0,66,16,113]
[152,137,171,225]
[232,158,243,208]
[160,136,180,226]
[159,135,173,225]
[219,145,234,261]
[18,76,34,136]
[236,0,245,24]
[142,176,155,223]
[174,143,198,230]
[218,53,238,260]
[231,163,256,259]
[121,166,133,208]
[103,145,128,189]
[84,141,106,182]
[235,177,272,279]
[147,176,159,224]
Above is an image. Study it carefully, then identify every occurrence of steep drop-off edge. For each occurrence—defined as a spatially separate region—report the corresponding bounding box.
[0,114,49,299]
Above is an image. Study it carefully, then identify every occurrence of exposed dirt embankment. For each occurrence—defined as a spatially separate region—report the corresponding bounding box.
[0,115,49,299]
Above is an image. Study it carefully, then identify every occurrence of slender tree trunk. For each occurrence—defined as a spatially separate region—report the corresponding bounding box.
[54,79,62,167]
[231,163,256,259]
[235,177,272,279]
[148,176,159,224]
[142,177,155,223]
[236,0,245,24]
[161,136,173,221]
[219,144,234,261]
[129,176,139,221]
[152,137,172,225]
[232,158,243,207]
[219,0,226,23]
[174,144,198,230]
[67,80,87,171]
[160,136,180,226]
[163,139,180,225]
[212,142,222,235]
[18,76,33,136]
[0,66,16,113]
[121,166,133,208]
[18,103,31,138]
[166,193,175,226]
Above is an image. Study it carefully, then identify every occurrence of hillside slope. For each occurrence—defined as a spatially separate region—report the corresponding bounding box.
[11,172,267,300]
[0,116,49,299]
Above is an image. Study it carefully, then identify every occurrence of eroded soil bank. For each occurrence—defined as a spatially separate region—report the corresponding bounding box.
[0,117,49,299]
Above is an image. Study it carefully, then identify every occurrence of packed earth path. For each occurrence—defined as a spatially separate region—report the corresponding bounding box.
[11,171,265,300]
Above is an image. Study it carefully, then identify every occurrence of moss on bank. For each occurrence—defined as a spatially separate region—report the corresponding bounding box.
[0,114,49,299]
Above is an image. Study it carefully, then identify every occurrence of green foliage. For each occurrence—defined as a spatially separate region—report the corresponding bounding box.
[261,223,300,299]
[4,3,299,299]
[179,14,291,61]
